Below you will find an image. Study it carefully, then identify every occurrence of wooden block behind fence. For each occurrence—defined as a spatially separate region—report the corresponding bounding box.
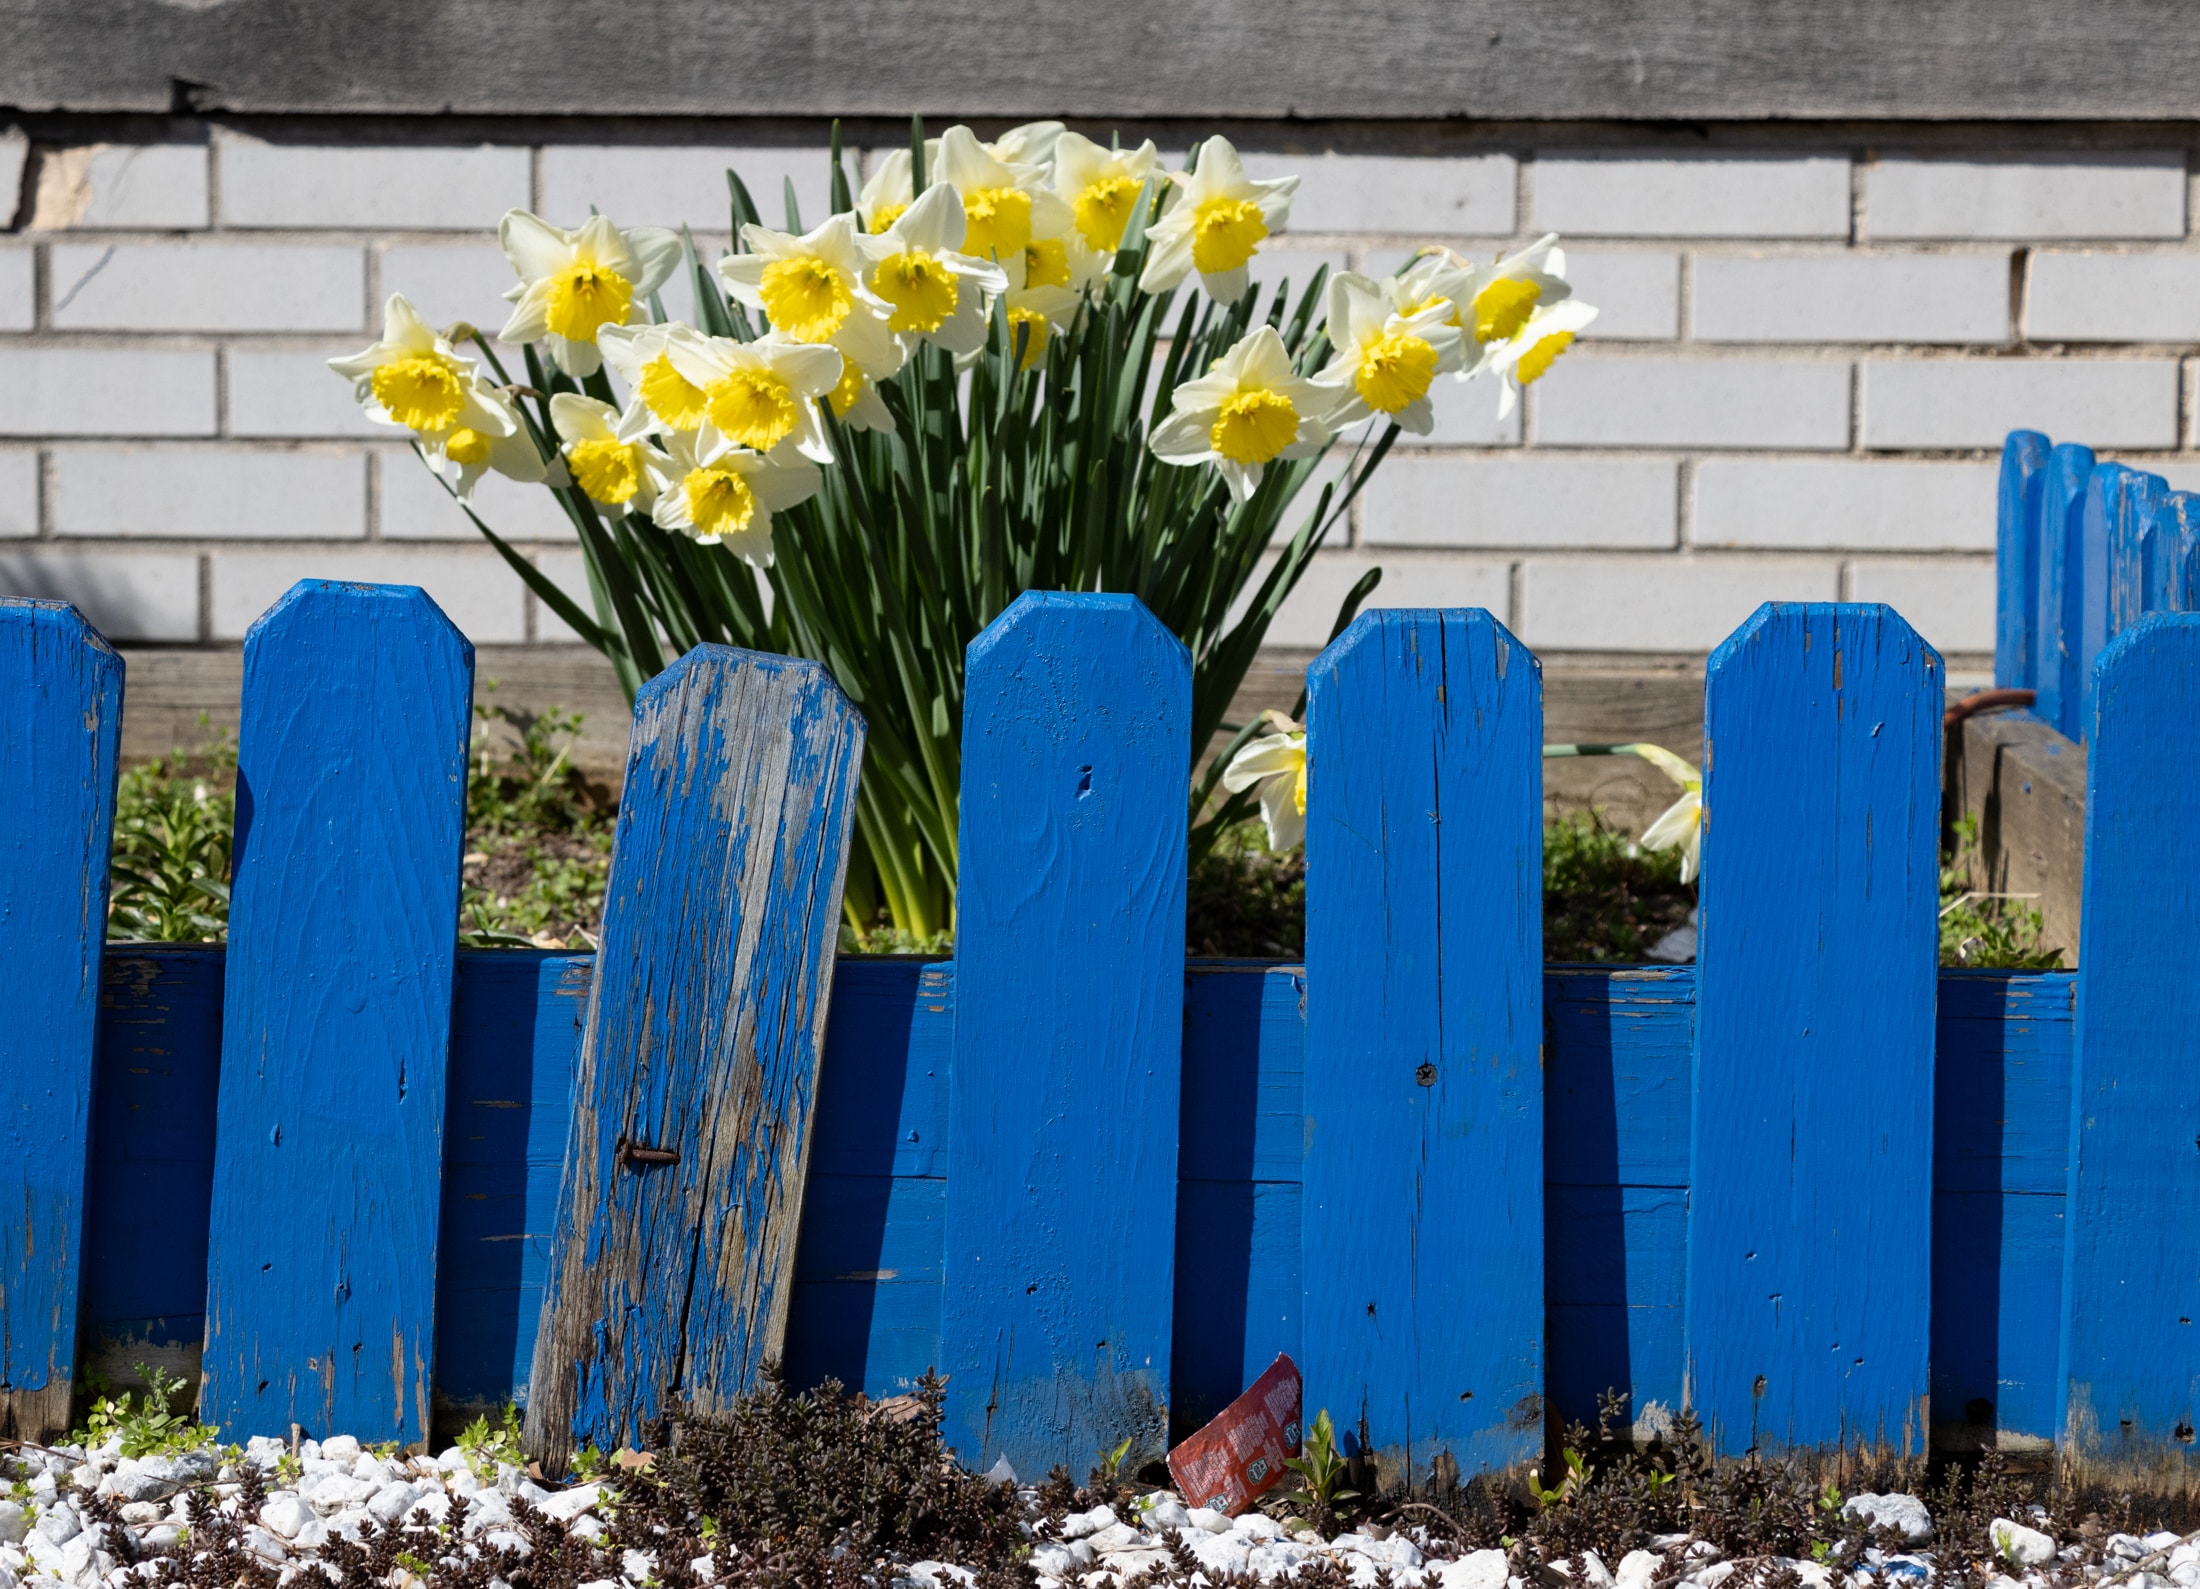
[0,599,122,1440]
[1686,604,1940,1455]
[940,593,1189,1477]
[525,646,863,1468]
[201,582,472,1443]
[1997,430,2051,692]
[2035,443,2096,741]
[1303,608,1544,1486]
[2060,613,2200,1478]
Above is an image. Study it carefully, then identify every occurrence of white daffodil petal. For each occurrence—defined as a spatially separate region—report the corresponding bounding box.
[499,210,572,281]
[1221,733,1305,792]
[1259,777,1307,852]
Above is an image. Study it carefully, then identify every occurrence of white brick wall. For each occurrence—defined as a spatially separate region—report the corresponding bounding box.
[1521,556,1841,651]
[541,145,832,232]
[5,130,2195,655]
[0,449,35,539]
[1848,558,1997,652]
[50,447,367,539]
[50,243,364,332]
[1860,358,2179,450]
[1867,156,2187,241]
[2026,252,2200,342]
[1243,152,1517,236]
[1537,358,1851,449]
[1534,156,1851,238]
[1694,253,2011,344]
[1364,456,1675,548]
[210,547,527,642]
[0,246,30,332]
[219,137,532,230]
[1693,460,1997,551]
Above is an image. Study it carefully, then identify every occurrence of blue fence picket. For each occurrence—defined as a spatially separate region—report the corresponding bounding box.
[1687,604,1941,1455]
[2137,479,2180,618]
[0,600,123,1439]
[1997,430,2052,690]
[2079,463,2144,740]
[2178,494,2200,611]
[1303,609,1544,1486]
[940,592,1189,1477]
[526,645,864,1466]
[2059,613,2200,1476]
[2035,443,2096,739]
[200,582,472,1443]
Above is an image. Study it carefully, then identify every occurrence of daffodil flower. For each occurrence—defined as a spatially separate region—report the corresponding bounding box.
[986,120,1067,170]
[1222,711,1309,851]
[650,431,824,568]
[550,394,662,514]
[719,213,904,382]
[930,125,1073,271]
[1623,743,1703,884]
[1489,299,1598,419]
[856,146,927,235]
[1053,132,1161,254]
[1000,284,1083,370]
[854,184,1010,356]
[824,360,895,434]
[1462,234,1574,375]
[1390,249,1483,376]
[1140,136,1297,305]
[1149,324,1331,503]
[1312,271,1468,435]
[661,333,845,462]
[330,294,550,501]
[496,212,680,379]
[597,321,715,441]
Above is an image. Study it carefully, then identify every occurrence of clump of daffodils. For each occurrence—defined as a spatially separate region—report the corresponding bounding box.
[329,119,1597,931]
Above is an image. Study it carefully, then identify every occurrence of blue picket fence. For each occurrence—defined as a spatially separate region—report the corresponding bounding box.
[1995,428,2200,738]
[7,565,2200,1482]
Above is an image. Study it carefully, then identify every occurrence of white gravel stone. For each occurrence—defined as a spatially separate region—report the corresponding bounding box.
[905,1565,976,1589]
[1186,1507,1232,1534]
[1086,1522,1142,1552]
[1058,1505,1116,1540]
[1847,1493,1934,1546]
[535,1484,601,1524]
[242,1525,286,1564]
[0,1506,24,1546]
[408,1491,452,1525]
[33,1511,78,1548]
[1234,1512,1284,1542]
[317,1438,359,1464]
[462,1494,513,1536]
[1140,1494,1192,1532]
[1992,1519,2058,1568]
[1617,1550,1662,1589]
[1443,1548,1513,1589]
[260,1496,312,1540]
[367,1483,419,1523]
[2111,1535,2150,1561]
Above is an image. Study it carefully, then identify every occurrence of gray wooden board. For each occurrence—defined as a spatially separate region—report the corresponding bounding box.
[10,1,2200,119]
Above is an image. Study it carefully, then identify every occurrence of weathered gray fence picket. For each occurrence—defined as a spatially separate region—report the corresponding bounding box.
[524,644,864,1469]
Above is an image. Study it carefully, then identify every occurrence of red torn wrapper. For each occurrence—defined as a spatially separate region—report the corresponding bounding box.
[1164,1353,1303,1516]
